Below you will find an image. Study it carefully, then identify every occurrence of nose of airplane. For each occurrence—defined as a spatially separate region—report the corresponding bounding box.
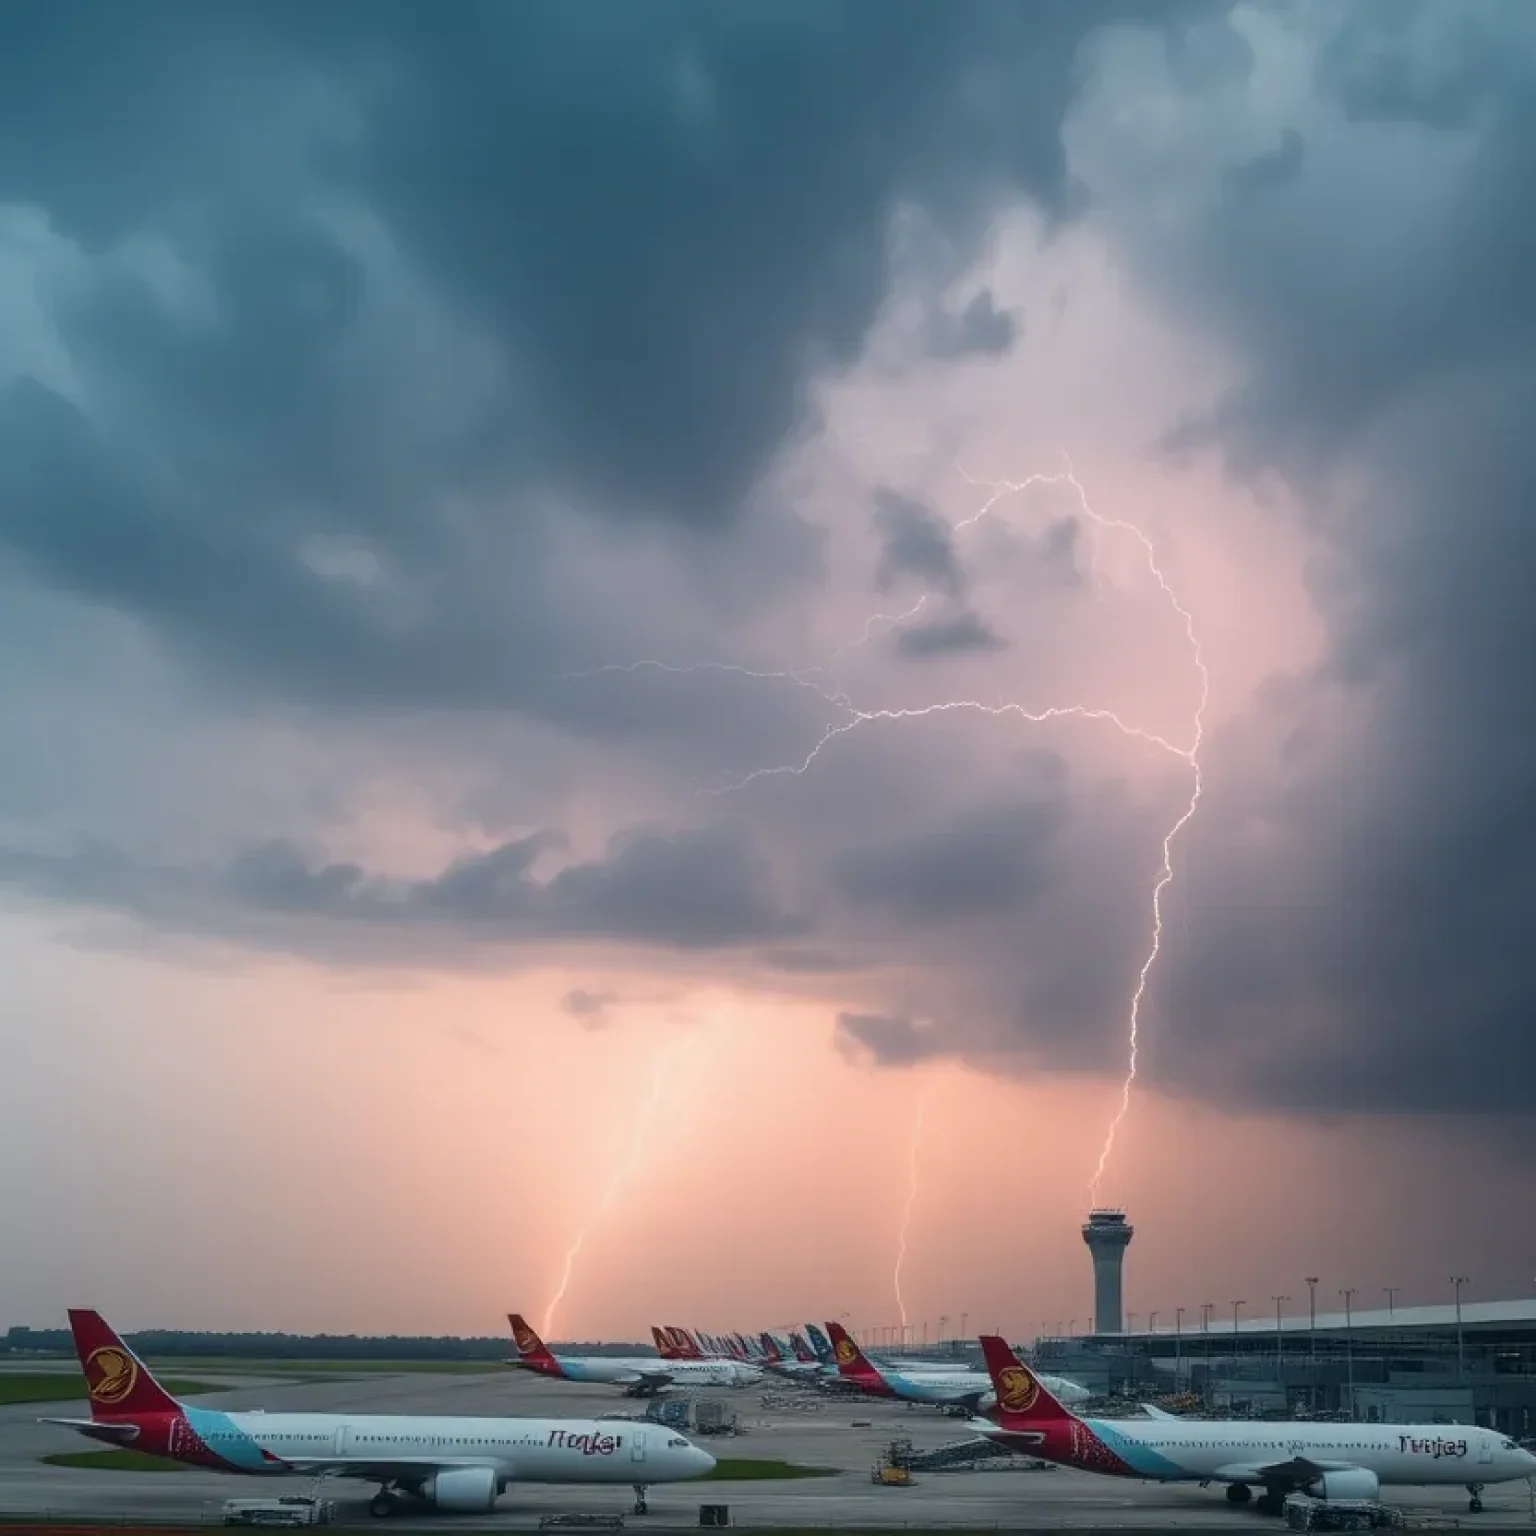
[688,1443,717,1477]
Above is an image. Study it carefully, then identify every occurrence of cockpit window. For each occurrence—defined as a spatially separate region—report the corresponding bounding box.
[668,1437,688,1448]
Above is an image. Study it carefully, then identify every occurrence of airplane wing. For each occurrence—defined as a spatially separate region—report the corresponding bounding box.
[1141,1404,1182,1420]
[1214,1455,1359,1485]
[38,1417,141,1445]
[612,1370,676,1390]
[967,1420,1046,1449]
[279,1455,499,1483]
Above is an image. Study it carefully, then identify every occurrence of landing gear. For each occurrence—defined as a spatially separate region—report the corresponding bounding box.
[1466,1482,1485,1513]
[1226,1482,1253,1505]
[632,1483,650,1515]
[1257,1487,1287,1515]
[370,1484,413,1519]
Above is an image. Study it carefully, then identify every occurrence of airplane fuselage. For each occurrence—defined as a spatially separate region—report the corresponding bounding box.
[980,1414,1536,1490]
[534,1355,751,1388]
[892,1366,1090,1407]
[72,1407,714,1486]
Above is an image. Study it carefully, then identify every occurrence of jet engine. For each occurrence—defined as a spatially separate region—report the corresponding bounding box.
[422,1466,499,1511]
[1307,1469,1380,1502]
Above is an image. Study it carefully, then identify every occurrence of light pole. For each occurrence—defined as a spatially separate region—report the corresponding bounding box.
[1233,1299,1246,1341]
[1175,1308,1185,1389]
[1340,1288,1357,1419]
[1452,1277,1469,1380]
[961,1312,968,1344]
[1274,1295,1290,1375]
[1384,1287,1399,1322]
[1305,1277,1319,1411]
[1149,1310,1160,1334]
[1201,1304,1214,1408]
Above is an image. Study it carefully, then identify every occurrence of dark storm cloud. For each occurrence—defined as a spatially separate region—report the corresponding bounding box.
[561,989,618,1029]
[835,792,1065,928]
[834,1011,945,1067]
[1133,2,1536,1114]
[27,0,1536,1131]
[893,611,1009,658]
[0,822,807,959]
[924,289,1020,360]
[0,0,1218,714]
[873,489,963,597]
[1221,127,1305,203]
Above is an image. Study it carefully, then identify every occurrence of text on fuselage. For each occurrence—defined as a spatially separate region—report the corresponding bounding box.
[547,1430,622,1456]
[1398,1435,1468,1459]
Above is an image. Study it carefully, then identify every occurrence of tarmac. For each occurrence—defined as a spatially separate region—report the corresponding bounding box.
[3,1369,1533,1530]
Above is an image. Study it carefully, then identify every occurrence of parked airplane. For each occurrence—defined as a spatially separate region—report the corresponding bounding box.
[647,1327,763,1384]
[757,1332,824,1380]
[825,1322,1091,1410]
[971,1336,1536,1515]
[507,1316,751,1393]
[43,1310,715,1518]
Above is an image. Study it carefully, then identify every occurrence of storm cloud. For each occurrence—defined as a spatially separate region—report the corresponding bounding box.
[1,0,1533,1141]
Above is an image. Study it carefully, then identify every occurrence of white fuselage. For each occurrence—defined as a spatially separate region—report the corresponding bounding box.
[177,1406,716,1486]
[548,1355,756,1388]
[869,1365,1092,1408]
[982,1413,1536,1491]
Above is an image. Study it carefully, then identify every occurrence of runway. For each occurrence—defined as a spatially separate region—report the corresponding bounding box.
[4,1369,1531,1529]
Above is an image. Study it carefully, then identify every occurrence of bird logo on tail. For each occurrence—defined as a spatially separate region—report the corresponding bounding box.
[996,1363,1040,1416]
[84,1346,138,1407]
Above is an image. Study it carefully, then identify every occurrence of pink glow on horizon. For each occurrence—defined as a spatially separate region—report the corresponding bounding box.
[1,914,1526,1341]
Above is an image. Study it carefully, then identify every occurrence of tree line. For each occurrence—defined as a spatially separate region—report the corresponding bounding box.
[2,1326,646,1359]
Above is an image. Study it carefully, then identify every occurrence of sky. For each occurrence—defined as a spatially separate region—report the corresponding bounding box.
[3,0,1535,1342]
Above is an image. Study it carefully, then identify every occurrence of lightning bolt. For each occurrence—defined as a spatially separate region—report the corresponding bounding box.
[951,460,1209,1202]
[892,1080,934,1334]
[569,456,1207,1225]
[542,1028,711,1337]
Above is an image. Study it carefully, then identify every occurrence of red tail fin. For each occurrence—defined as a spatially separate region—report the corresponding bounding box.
[507,1314,561,1374]
[668,1327,703,1359]
[978,1335,1071,1426]
[825,1320,886,1387]
[651,1326,680,1359]
[67,1310,180,1420]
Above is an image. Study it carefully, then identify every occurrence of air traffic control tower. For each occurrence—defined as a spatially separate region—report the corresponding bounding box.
[1082,1208,1134,1334]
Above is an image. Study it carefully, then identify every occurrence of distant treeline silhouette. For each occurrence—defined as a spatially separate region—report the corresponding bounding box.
[2,1326,650,1359]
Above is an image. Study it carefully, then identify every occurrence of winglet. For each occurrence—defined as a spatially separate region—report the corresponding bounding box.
[66,1310,180,1420]
[978,1335,1071,1426]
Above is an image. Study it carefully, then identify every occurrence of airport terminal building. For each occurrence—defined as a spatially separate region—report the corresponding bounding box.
[1033,1297,1536,1435]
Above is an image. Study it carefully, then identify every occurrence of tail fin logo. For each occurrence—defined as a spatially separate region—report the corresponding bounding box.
[833,1336,857,1365]
[85,1346,138,1407]
[513,1322,541,1355]
[997,1364,1039,1416]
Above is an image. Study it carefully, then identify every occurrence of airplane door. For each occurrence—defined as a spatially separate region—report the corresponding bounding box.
[1478,1437,1493,1465]
[631,1431,647,1464]
[334,1424,350,1457]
